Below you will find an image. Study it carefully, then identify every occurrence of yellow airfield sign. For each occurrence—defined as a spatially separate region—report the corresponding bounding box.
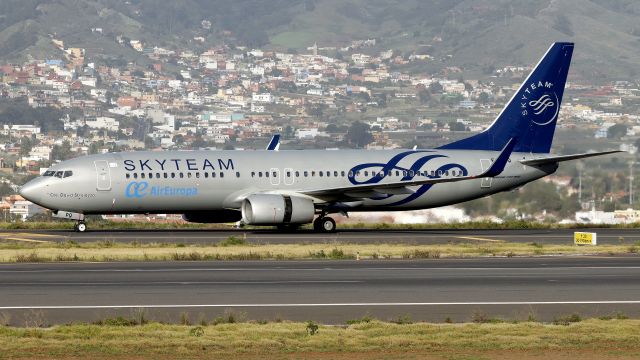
[574,232,597,245]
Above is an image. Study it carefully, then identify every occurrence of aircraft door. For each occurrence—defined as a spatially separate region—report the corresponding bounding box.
[479,159,492,188]
[94,160,112,191]
[269,168,280,186]
[283,168,294,185]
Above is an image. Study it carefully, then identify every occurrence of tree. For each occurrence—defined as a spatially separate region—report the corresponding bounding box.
[607,124,628,139]
[50,140,74,161]
[325,123,339,133]
[478,92,491,104]
[449,121,466,131]
[428,82,443,93]
[19,136,33,157]
[345,121,373,148]
[418,89,431,104]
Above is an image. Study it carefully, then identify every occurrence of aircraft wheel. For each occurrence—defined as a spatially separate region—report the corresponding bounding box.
[76,222,87,232]
[315,217,336,233]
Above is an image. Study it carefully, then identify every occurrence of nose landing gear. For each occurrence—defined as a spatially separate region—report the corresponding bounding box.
[74,221,87,232]
[53,211,87,232]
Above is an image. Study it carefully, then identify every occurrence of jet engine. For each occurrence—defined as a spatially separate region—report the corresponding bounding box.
[182,210,242,223]
[241,194,315,225]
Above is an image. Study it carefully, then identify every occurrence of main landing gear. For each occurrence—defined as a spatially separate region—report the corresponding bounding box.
[313,216,336,233]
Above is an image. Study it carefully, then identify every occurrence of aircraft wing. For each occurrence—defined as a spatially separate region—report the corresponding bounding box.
[520,150,623,166]
[303,138,516,199]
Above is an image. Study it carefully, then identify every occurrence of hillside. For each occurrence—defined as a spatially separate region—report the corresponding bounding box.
[0,0,638,78]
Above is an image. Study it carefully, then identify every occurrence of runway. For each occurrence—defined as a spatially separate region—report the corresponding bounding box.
[0,227,639,245]
[1,257,639,325]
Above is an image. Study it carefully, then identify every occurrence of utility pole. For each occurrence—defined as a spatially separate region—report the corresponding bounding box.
[630,161,634,206]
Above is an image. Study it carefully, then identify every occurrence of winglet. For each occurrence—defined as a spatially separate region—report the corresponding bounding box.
[266,134,280,151]
[481,137,517,177]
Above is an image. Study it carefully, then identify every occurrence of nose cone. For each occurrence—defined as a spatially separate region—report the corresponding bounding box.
[19,179,44,204]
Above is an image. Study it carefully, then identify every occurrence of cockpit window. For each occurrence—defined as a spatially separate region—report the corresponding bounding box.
[43,170,55,176]
[54,171,64,178]
[63,171,73,178]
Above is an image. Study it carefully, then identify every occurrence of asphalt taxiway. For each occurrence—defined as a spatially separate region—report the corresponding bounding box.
[1,257,639,325]
[0,227,639,245]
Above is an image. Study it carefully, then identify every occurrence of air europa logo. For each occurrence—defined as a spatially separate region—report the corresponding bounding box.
[520,80,559,126]
[125,181,198,198]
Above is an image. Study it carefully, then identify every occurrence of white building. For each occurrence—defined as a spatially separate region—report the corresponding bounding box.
[85,117,120,132]
[296,128,319,139]
[252,93,274,103]
[10,201,46,221]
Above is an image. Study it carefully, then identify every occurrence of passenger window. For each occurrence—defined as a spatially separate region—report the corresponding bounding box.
[286,171,291,177]
[156,173,160,178]
[409,170,414,177]
[195,173,200,178]
[171,173,175,178]
[211,172,216,178]
[319,171,323,177]
[141,173,146,179]
[295,171,300,177]
[187,173,192,178]
[311,171,316,177]
[220,172,224,178]
[265,171,269,178]
[258,172,263,178]
[348,171,354,177]
[179,173,184,178]
[126,173,130,179]
[134,173,138,179]
[341,171,345,177]
[364,171,368,176]
[251,172,255,177]
[204,172,209,178]
[395,171,400,176]
[272,171,277,177]
[164,173,168,178]
[236,172,240,178]
[334,171,338,177]
[304,171,308,177]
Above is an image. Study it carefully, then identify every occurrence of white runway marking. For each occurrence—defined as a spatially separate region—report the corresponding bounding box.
[1,301,640,310]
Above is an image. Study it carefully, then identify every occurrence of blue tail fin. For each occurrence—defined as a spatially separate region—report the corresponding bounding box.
[439,42,574,154]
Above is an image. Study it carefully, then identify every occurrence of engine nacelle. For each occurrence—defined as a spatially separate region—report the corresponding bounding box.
[241,194,315,225]
[182,210,242,223]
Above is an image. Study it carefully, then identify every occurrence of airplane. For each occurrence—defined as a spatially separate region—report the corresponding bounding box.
[19,42,620,233]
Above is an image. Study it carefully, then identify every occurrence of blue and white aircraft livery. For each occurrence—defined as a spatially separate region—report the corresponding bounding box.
[20,43,619,232]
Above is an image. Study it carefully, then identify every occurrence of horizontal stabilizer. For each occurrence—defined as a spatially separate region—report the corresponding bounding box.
[520,150,623,166]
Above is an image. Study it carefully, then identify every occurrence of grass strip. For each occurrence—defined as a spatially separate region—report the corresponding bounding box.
[0,239,638,262]
[0,319,639,359]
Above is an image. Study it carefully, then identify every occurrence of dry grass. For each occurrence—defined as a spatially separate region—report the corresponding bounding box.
[0,319,639,359]
[0,241,635,262]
